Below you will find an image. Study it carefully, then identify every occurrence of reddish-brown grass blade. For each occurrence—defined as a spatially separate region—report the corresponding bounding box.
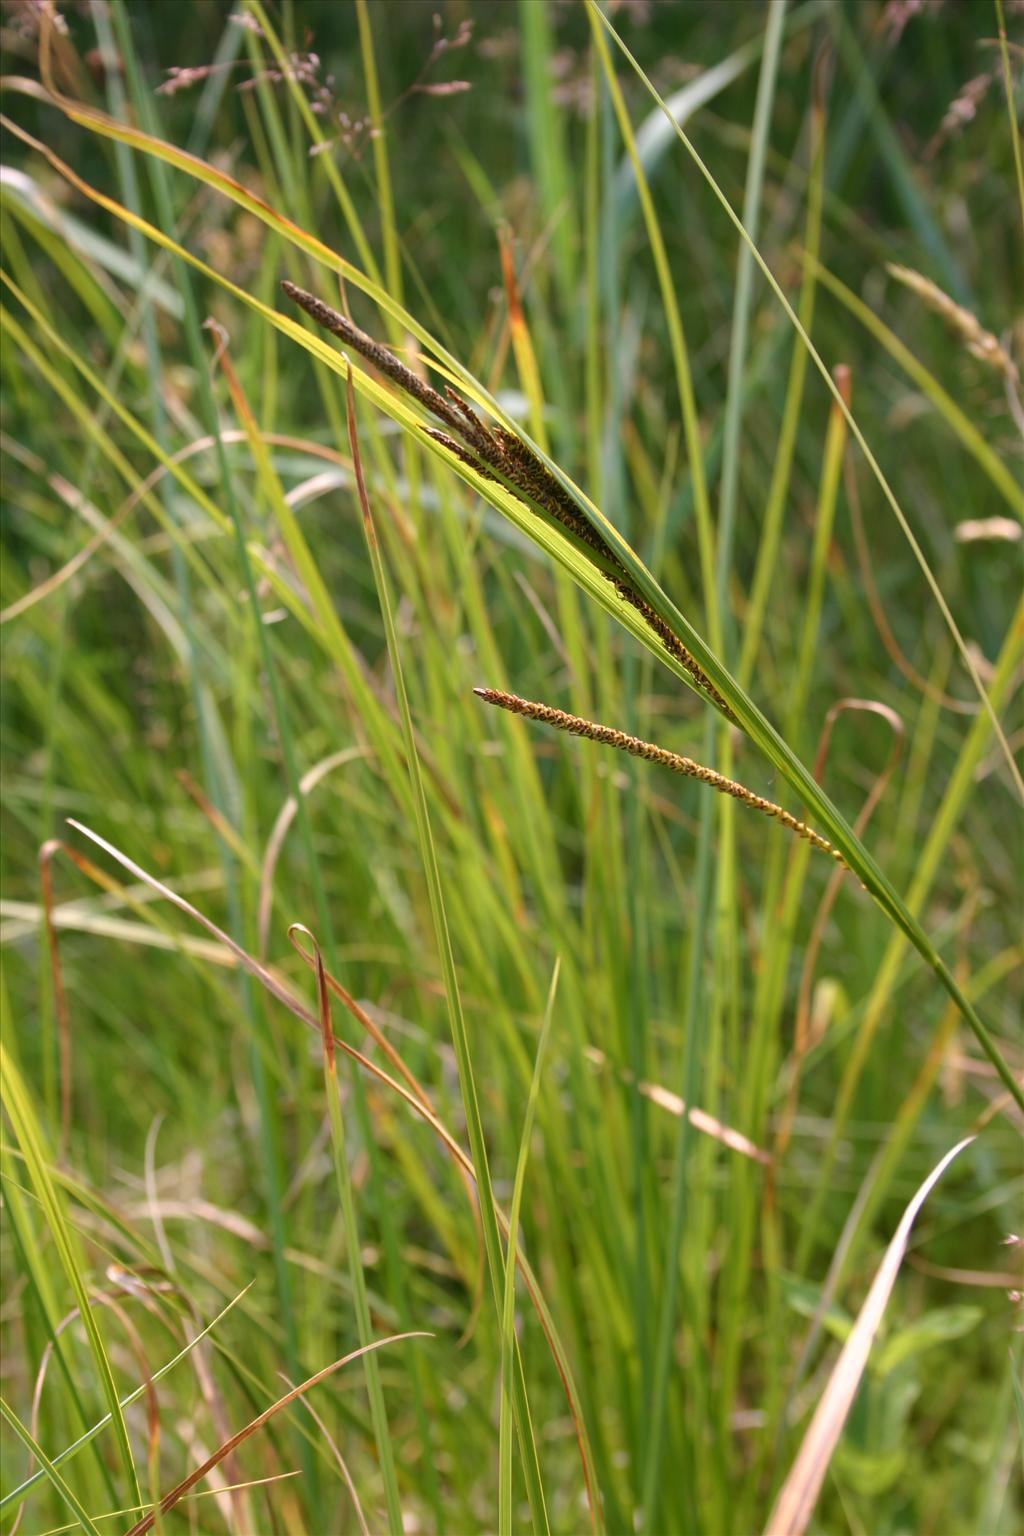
[62,819,598,1526]
[123,1332,430,1536]
[38,840,72,1159]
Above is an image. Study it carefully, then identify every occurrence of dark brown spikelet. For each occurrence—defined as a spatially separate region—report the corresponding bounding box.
[424,430,499,482]
[281,279,470,439]
[282,279,736,720]
[491,430,614,559]
[474,688,846,868]
[484,430,736,718]
[444,387,504,456]
[611,581,736,721]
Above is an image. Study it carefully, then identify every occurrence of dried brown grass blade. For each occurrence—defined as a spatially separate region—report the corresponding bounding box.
[278,1374,371,1536]
[286,924,488,1336]
[64,820,318,1024]
[38,840,72,1160]
[62,818,592,1513]
[287,926,432,1112]
[584,1047,769,1164]
[123,1332,430,1536]
[764,1136,974,1536]
[258,748,369,960]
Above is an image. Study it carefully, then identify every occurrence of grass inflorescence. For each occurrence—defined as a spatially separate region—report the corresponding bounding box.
[2,3,1021,1535]
[282,278,738,721]
[473,686,846,866]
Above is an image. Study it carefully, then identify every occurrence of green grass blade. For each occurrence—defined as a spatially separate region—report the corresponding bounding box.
[995,0,1024,235]
[714,0,786,650]
[588,6,719,650]
[499,960,559,1536]
[345,372,556,1534]
[299,926,403,1535]
[0,1286,254,1517]
[738,51,826,690]
[585,0,1022,797]
[519,0,577,315]
[0,1397,101,1536]
[1,1045,141,1508]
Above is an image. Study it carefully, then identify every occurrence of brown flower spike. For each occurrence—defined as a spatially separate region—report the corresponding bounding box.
[280,280,735,720]
[474,688,849,870]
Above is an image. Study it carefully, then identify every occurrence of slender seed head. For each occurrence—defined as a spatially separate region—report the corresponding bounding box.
[475,687,847,869]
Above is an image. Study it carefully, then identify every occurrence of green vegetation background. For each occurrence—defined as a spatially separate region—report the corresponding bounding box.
[1,1,1021,1533]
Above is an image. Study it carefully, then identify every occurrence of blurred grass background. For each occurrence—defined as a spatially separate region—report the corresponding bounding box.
[1,1,1022,1532]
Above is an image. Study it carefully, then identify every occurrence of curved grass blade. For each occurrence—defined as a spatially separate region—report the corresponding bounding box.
[0,1398,101,1536]
[585,0,1022,797]
[61,815,602,1532]
[123,1333,430,1536]
[0,1046,142,1510]
[500,960,559,1536]
[765,1138,975,1536]
[13,73,1021,1101]
[0,1286,254,1518]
